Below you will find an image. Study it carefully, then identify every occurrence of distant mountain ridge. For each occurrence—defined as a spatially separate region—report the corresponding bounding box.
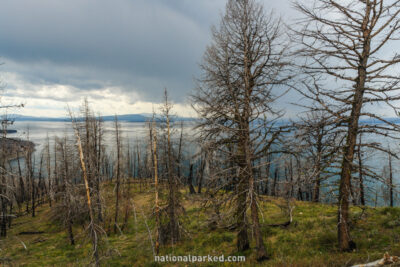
[8,114,400,124]
[9,114,195,122]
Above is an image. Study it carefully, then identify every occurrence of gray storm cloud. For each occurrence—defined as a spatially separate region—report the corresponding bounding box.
[0,0,296,115]
[0,0,227,102]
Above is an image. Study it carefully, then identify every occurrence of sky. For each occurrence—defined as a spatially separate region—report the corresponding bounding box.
[0,0,296,117]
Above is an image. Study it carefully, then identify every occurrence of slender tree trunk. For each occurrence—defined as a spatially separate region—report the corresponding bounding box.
[17,151,24,212]
[166,110,179,244]
[188,163,195,194]
[74,120,100,266]
[46,137,52,208]
[197,153,206,194]
[389,151,394,207]
[114,116,121,234]
[313,133,322,202]
[357,136,365,206]
[264,153,270,195]
[67,217,75,245]
[29,152,35,217]
[177,122,183,181]
[272,167,278,197]
[152,121,160,254]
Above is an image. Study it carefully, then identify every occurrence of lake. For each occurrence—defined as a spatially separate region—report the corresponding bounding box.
[4,120,399,207]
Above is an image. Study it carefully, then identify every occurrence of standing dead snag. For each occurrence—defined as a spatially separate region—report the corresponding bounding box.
[70,110,100,266]
[192,0,291,260]
[45,135,53,208]
[150,116,160,254]
[291,111,343,203]
[158,89,183,246]
[293,0,400,251]
[114,115,121,234]
[357,135,365,206]
[389,150,394,208]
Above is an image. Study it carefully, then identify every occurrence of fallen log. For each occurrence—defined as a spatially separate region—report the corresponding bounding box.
[32,237,47,243]
[268,220,291,228]
[352,252,399,267]
[18,231,45,235]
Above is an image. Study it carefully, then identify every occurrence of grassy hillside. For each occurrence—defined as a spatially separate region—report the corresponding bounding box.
[1,182,400,266]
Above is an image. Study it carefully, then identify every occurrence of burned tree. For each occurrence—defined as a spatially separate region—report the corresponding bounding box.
[157,89,184,246]
[292,111,343,203]
[113,115,122,234]
[192,0,291,260]
[294,0,400,251]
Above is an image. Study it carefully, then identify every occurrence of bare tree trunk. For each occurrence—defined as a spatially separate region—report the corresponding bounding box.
[53,136,58,200]
[46,136,52,207]
[72,114,100,266]
[188,163,195,194]
[28,151,35,217]
[197,153,206,194]
[166,99,179,244]
[114,115,121,234]
[248,156,268,260]
[17,151,24,213]
[313,133,322,202]
[177,121,183,181]
[236,177,249,252]
[272,166,278,197]
[389,150,394,207]
[151,119,160,254]
[357,136,365,206]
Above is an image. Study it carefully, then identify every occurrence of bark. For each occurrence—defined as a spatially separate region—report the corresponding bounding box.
[388,151,394,207]
[357,136,365,206]
[188,164,196,194]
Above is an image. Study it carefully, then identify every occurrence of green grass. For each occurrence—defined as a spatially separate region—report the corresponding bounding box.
[1,183,400,266]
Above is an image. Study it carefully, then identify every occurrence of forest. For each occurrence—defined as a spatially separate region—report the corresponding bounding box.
[2,0,400,266]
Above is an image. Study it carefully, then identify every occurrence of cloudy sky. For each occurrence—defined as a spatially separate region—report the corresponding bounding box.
[0,0,296,117]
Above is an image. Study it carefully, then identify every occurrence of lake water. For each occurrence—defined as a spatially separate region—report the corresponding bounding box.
[6,120,198,154]
[4,120,399,207]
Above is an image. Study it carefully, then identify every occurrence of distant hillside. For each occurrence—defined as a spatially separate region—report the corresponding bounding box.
[10,114,195,122]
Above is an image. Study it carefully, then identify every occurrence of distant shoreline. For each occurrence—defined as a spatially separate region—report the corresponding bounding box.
[10,114,196,123]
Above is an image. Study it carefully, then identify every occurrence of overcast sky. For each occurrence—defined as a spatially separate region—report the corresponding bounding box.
[0,0,298,117]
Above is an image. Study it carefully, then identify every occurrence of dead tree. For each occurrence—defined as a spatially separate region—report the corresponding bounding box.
[70,105,102,266]
[293,0,400,251]
[150,116,160,254]
[387,148,394,207]
[188,163,196,194]
[192,0,291,260]
[196,149,207,194]
[51,136,77,246]
[158,89,183,246]
[357,134,366,206]
[292,111,343,203]
[45,135,53,207]
[80,99,104,223]
[113,115,122,234]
